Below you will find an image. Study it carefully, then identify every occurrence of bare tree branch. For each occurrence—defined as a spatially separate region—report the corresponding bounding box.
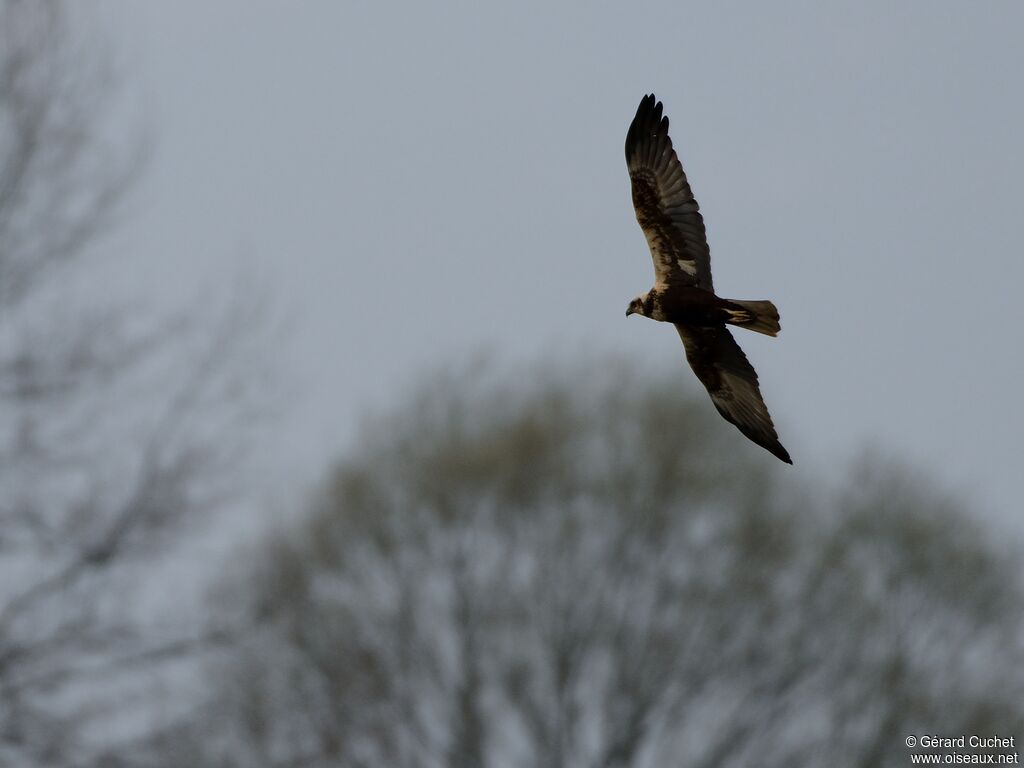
[0,4,268,764]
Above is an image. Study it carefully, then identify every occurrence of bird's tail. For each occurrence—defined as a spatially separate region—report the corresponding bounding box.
[725,300,781,337]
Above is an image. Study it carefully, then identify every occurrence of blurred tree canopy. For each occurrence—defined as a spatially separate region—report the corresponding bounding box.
[159,359,1024,768]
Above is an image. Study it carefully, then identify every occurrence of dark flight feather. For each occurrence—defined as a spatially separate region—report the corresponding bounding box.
[676,325,791,464]
[625,94,713,291]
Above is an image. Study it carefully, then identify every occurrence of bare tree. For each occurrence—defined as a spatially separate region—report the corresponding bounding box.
[0,1,142,307]
[0,3,265,764]
[162,360,1024,768]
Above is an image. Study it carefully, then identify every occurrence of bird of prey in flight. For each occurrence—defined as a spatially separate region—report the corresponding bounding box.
[625,94,792,464]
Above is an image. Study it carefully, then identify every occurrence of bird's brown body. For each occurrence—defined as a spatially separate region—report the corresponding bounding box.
[639,286,745,326]
[629,285,782,337]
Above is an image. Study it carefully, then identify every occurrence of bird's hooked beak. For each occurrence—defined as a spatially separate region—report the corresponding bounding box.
[626,305,635,317]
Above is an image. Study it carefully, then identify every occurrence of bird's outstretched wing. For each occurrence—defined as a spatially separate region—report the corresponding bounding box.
[625,94,713,291]
[676,325,792,463]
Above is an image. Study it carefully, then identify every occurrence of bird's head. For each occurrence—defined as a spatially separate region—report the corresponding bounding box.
[626,293,649,318]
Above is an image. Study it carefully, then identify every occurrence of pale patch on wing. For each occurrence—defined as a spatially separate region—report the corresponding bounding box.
[677,258,697,276]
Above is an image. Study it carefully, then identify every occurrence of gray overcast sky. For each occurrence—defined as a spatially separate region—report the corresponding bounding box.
[106,2,1023,526]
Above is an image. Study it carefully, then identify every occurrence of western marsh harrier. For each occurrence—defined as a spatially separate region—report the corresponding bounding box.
[625,94,791,464]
